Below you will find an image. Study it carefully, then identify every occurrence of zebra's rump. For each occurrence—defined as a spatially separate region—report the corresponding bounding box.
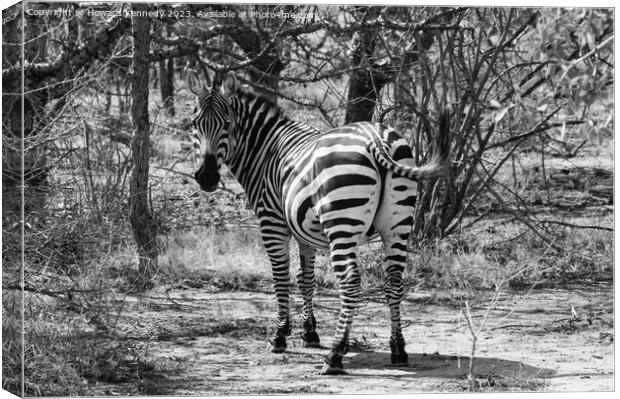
[282,125,416,249]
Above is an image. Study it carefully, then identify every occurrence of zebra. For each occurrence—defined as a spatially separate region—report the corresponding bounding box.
[185,71,450,375]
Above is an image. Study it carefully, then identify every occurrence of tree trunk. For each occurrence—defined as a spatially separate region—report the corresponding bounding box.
[159,58,175,116]
[158,24,175,116]
[344,8,442,125]
[246,53,284,101]
[344,8,388,124]
[129,5,158,281]
[345,68,386,124]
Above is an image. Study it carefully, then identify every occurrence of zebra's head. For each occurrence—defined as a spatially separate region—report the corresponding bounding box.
[186,71,239,192]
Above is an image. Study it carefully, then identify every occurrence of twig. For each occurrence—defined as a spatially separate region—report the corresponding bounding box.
[459,208,493,231]
[463,301,477,391]
[484,184,563,251]
[559,35,614,82]
[540,135,551,204]
[152,165,194,179]
[485,120,585,150]
[3,283,104,298]
[489,323,538,331]
[541,220,613,232]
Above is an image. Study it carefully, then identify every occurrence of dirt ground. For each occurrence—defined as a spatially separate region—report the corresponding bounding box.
[89,281,613,395]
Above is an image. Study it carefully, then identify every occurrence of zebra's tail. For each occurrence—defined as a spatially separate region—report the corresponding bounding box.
[371,109,451,181]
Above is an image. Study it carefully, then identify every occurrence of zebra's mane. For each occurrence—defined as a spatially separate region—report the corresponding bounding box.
[197,84,294,124]
[233,86,291,122]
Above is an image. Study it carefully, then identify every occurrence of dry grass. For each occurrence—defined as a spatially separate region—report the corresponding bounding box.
[2,243,172,396]
[154,204,612,297]
[2,291,23,395]
[158,227,273,291]
[414,214,612,292]
[453,373,548,392]
[21,294,158,396]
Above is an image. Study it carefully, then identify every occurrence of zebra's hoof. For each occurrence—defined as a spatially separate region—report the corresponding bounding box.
[320,363,347,375]
[269,335,287,353]
[390,352,409,367]
[321,351,345,375]
[271,345,287,353]
[301,331,321,348]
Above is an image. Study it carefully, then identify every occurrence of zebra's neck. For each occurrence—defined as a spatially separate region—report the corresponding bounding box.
[225,89,320,208]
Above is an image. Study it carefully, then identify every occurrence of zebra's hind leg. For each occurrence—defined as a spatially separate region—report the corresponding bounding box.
[297,243,321,348]
[382,234,410,367]
[321,251,361,375]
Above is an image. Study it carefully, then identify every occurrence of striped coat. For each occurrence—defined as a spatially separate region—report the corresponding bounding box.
[187,71,450,374]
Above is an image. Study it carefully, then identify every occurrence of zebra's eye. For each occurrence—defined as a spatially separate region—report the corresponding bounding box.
[223,120,231,130]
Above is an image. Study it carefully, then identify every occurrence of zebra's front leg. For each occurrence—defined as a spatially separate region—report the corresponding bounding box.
[321,251,361,375]
[297,243,321,348]
[262,227,293,353]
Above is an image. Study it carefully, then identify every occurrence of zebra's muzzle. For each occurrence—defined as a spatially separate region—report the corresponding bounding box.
[194,154,220,192]
[197,181,218,192]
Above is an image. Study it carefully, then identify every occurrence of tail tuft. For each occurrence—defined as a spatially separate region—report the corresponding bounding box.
[423,107,452,178]
[436,108,451,162]
[399,108,451,180]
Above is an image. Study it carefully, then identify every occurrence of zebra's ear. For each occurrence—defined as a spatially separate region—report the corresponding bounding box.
[221,72,238,98]
[186,69,205,96]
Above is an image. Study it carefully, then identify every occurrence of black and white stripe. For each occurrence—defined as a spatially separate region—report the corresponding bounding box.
[186,71,450,374]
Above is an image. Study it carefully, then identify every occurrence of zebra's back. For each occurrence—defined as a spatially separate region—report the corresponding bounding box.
[283,122,418,249]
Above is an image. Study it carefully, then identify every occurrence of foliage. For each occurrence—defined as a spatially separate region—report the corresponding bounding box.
[533,9,613,115]
[5,4,613,238]
[362,8,613,238]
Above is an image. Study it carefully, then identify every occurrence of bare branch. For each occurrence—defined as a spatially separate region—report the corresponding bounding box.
[541,220,613,232]
[3,15,131,82]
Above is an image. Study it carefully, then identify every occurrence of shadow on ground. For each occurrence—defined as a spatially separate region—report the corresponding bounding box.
[346,351,556,380]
